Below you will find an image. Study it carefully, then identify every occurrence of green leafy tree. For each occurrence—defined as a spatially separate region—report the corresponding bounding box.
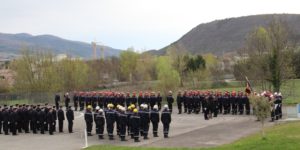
[156,56,180,96]
[250,95,271,139]
[235,19,295,92]
[120,48,139,82]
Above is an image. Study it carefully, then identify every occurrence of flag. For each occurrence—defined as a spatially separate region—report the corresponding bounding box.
[245,76,252,94]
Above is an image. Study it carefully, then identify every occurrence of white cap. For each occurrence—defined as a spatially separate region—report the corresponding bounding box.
[99,109,103,113]
[278,92,282,96]
[65,92,69,95]
[274,92,278,96]
[95,106,100,110]
[153,105,158,110]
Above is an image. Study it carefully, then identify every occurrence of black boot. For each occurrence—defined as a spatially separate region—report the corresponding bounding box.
[154,133,158,137]
[121,137,127,141]
[99,135,104,139]
[134,137,140,142]
[164,134,168,138]
[109,136,114,140]
[131,134,134,139]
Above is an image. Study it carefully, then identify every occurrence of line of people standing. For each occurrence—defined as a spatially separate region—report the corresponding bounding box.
[84,103,172,142]
[176,90,251,120]
[0,103,74,136]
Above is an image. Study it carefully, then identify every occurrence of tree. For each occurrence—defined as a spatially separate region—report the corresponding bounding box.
[186,55,206,87]
[120,48,139,82]
[267,19,295,92]
[293,51,300,78]
[156,56,180,96]
[250,95,271,139]
[10,49,59,93]
[135,53,157,81]
[166,43,189,87]
[235,19,295,92]
[57,58,90,91]
[10,49,91,93]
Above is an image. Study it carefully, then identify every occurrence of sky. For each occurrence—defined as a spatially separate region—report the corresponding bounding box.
[0,0,300,51]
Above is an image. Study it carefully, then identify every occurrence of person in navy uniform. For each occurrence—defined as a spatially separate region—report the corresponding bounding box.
[130,108,140,142]
[161,104,171,138]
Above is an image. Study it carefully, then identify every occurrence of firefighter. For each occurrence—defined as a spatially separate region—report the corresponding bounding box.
[94,106,105,139]
[161,105,171,138]
[47,108,54,135]
[57,106,65,133]
[130,108,140,142]
[55,93,60,110]
[157,92,162,110]
[118,106,128,141]
[105,103,116,140]
[176,91,183,114]
[84,105,93,136]
[166,91,174,113]
[66,106,74,133]
[64,93,70,109]
[150,105,159,137]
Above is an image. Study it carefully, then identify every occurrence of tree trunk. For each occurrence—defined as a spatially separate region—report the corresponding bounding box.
[261,120,265,138]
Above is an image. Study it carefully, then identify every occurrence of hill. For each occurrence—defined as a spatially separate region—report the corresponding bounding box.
[148,14,300,55]
[0,33,121,59]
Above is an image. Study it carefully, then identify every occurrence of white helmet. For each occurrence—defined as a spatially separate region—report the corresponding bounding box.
[121,107,126,112]
[153,105,158,110]
[99,109,104,113]
[274,92,278,96]
[164,104,168,109]
[144,104,148,108]
[95,106,100,110]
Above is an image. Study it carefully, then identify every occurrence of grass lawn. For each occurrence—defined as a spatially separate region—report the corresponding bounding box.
[0,99,30,105]
[84,121,300,150]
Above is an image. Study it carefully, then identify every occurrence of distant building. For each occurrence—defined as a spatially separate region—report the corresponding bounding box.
[54,54,68,61]
[0,60,14,86]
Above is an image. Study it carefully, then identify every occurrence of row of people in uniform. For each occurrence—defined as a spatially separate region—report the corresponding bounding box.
[84,103,171,142]
[176,91,251,119]
[55,91,172,112]
[0,104,74,135]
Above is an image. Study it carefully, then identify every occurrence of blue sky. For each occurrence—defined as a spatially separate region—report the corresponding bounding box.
[1,0,299,51]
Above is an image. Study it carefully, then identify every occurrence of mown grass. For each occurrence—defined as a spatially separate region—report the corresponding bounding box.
[0,99,30,105]
[84,121,300,150]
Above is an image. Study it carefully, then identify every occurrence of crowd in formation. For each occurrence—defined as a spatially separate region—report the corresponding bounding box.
[0,103,74,136]
[57,91,173,142]
[0,89,283,140]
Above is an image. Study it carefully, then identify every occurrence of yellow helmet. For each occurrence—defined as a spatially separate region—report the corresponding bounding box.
[87,105,92,109]
[127,106,132,110]
[133,108,138,113]
[130,104,135,109]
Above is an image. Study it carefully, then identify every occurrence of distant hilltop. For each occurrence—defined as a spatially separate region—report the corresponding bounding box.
[0,33,121,59]
[147,14,300,56]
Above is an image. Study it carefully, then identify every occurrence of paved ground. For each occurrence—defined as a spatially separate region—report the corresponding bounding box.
[0,107,283,150]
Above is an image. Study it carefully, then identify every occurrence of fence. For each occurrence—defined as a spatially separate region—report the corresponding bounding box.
[0,92,57,105]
